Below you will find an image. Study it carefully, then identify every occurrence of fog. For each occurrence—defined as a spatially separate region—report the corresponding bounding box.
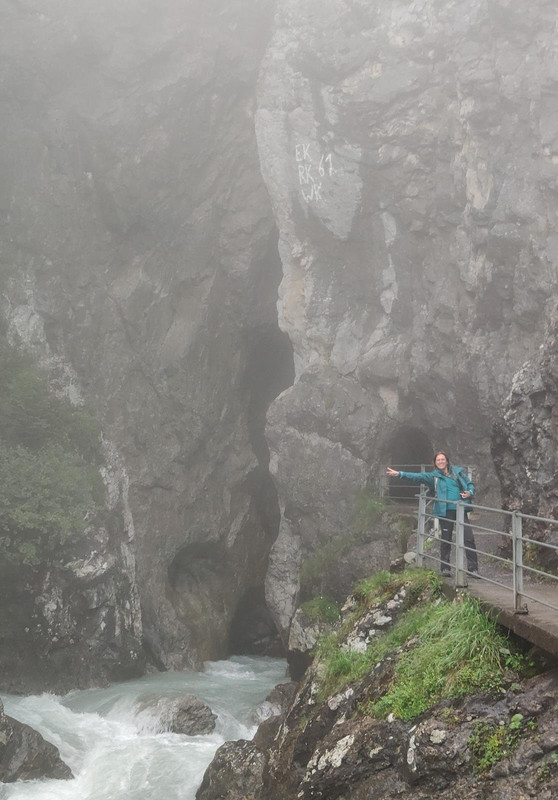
[1,0,558,797]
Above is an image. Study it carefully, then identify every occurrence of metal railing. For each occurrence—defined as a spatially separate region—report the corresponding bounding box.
[416,491,558,615]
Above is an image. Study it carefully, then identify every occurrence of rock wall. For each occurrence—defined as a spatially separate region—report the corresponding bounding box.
[493,302,558,563]
[0,0,288,684]
[2,0,558,685]
[256,0,558,636]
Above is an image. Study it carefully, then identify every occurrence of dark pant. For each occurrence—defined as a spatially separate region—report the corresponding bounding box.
[440,509,478,572]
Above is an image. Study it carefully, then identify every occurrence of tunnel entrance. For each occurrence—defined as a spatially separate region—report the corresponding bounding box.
[385,426,433,504]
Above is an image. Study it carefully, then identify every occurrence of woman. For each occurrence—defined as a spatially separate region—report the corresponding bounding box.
[386,452,479,577]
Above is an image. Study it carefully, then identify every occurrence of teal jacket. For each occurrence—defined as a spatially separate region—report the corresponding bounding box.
[397,467,475,518]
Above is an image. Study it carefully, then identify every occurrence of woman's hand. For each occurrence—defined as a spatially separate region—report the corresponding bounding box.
[386,467,399,477]
[460,491,471,499]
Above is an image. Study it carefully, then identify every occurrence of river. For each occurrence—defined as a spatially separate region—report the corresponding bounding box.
[0,656,287,800]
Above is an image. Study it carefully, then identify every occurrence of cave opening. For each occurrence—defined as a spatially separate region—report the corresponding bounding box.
[167,541,226,595]
[385,426,433,504]
[228,586,283,657]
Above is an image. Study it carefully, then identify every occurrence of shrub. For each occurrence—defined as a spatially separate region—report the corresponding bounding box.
[0,346,101,460]
[468,714,530,773]
[0,445,100,565]
[0,343,103,566]
[300,596,340,624]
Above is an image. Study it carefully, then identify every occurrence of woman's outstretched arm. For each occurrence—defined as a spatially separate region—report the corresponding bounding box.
[386,467,436,488]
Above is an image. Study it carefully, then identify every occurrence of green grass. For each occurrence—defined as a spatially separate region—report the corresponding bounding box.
[371,597,517,720]
[313,566,525,719]
[300,596,341,624]
[318,603,438,700]
[316,570,441,699]
[354,567,441,607]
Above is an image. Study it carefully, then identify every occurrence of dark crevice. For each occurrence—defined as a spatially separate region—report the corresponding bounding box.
[243,323,295,467]
[228,586,284,657]
[241,319,295,539]
[227,321,294,656]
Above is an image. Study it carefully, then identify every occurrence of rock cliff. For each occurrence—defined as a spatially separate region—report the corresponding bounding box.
[1,0,557,689]
[256,0,558,637]
[0,0,289,686]
[493,302,558,564]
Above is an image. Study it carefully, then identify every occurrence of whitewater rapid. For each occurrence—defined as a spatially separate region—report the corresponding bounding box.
[0,656,287,800]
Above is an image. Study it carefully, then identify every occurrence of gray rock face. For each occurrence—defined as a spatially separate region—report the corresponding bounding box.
[0,700,72,783]
[0,0,289,683]
[494,302,558,563]
[0,528,145,694]
[287,608,334,681]
[256,0,558,635]
[2,0,558,686]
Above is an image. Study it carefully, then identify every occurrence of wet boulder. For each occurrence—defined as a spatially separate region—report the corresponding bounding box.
[0,700,72,783]
[139,694,217,735]
[196,740,264,800]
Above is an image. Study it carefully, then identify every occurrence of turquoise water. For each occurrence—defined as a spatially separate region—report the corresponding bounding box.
[0,656,287,800]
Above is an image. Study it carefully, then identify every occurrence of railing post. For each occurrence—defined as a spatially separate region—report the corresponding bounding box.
[417,490,426,568]
[379,469,387,501]
[455,501,467,587]
[513,511,526,613]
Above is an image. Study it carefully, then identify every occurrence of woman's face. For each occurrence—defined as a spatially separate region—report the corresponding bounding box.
[435,453,448,471]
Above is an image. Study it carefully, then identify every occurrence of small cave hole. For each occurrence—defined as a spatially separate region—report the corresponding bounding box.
[168,541,225,594]
[385,426,433,504]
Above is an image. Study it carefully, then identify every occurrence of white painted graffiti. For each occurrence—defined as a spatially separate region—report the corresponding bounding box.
[295,143,335,204]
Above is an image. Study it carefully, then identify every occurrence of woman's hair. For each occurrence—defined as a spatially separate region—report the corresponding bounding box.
[433,451,451,468]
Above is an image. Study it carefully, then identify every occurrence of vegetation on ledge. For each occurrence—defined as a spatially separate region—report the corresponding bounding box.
[314,568,529,720]
[0,341,103,566]
[299,596,340,624]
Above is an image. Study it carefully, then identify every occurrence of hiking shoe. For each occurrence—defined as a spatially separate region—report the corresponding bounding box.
[469,570,480,579]
[441,569,450,578]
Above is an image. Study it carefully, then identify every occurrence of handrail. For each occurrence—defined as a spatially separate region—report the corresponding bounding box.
[415,492,558,615]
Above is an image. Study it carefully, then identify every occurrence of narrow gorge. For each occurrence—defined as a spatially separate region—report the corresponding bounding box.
[0,2,557,796]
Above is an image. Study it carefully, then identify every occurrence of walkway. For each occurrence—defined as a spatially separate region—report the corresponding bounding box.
[407,500,558,657]
[465,581,558,657]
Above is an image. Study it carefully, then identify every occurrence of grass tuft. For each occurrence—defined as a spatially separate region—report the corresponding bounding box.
[371,597,518,719]
[300,596,340,624]
[314,568,527,720]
